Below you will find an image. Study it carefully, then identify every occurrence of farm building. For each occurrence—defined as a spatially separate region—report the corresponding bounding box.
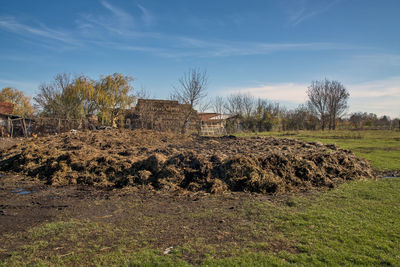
[125,99,201,133]
[0,102,13,136]
[0,102,13,114]
[0,102,32,137]
[199,113,240,135]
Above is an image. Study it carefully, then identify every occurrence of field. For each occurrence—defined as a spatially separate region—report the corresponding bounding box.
[0,130,399,266]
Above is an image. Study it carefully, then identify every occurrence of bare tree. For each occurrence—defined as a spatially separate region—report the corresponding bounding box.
[212,96,225,118]
[224,94,243,115]
[171,68,208,108]
[34,73,73,118]
[135,86,152,100]
[307,79,349,130]
[224,93,254,117]
[326,80,349,130]
[197,97,211,113]
[170,68,208,133]
[241,93,255,118]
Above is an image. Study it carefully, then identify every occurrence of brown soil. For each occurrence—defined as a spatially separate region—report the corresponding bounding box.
[0,129,373,194]
[0,173,300,263]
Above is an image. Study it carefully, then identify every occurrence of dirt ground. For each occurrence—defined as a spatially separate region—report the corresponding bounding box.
[0,173,302,263]
[0,129,373,194]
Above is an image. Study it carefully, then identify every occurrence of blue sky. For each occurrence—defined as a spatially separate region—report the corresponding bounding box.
[0,0,399,117]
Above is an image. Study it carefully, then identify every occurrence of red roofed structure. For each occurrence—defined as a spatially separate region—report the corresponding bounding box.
[0,102,13,115]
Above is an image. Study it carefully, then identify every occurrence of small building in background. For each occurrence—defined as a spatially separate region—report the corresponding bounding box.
[0,102,13,114]
[125,99,200,133]
[199,113,239,135]
[0,102,14,137]
[0,102,33,137]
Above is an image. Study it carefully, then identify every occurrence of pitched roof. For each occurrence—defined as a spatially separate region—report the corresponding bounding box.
[0,102,13,115]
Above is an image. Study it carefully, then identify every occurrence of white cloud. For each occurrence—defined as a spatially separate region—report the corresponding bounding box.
[284,0,342,26]
[100,1,134,26]
[349,77,400,98]
[354,53,400,67]
[220,77,400,118]
[0,16,80,47]
[222,82,308,103]
[137,4,155,27]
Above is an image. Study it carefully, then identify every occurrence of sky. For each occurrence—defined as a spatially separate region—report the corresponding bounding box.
[0,0,399,117]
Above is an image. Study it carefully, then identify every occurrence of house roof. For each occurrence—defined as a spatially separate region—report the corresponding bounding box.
[0,102,13,115]
[199,113,238,122]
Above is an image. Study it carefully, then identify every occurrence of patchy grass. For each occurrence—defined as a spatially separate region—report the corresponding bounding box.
[237,130,400,171]
[2,178,400,266]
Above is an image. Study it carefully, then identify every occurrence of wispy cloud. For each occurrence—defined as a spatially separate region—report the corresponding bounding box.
[101,0,134,25]
[0,16,80,47]
[137,4,155,27]
[284,0,341,26]
[76,1,156,37]
[0,1,362,59]
[354,53,400,67]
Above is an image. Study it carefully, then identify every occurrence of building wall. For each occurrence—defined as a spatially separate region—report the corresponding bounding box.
[126,99,200,133]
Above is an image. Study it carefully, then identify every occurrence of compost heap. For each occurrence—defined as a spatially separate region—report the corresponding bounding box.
[0,129,374,194]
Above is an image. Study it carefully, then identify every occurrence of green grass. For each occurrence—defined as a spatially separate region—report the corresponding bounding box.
[2,178,400,266]
[236,130,400,171]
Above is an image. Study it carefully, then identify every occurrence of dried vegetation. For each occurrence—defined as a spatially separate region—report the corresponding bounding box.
[0,129,374,194]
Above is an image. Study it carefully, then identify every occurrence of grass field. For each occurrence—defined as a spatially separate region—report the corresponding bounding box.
[1,130,400,266]
[2,178,400,266]
[237,130,400,171]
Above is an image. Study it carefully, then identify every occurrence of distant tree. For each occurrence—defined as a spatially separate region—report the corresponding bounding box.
[307,79,349,130]
[170,68,208,133]
[134,86,152,100]
[349,112,365,129]
[34,73,95,119]
[282,104,319,131]
[224,93,254,117]
[95,73,135,126]
[253,99,282,131]
[0,87,34,117]
[224,94,243,115]
[212,96,225,116]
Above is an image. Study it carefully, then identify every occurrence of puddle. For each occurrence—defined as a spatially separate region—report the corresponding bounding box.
[383,176,400,179]
[11,188,33,195]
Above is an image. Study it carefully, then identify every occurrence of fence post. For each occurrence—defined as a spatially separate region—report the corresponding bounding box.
[22,118,27,137]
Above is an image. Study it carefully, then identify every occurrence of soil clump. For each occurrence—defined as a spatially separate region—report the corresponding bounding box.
[0,129,373,194]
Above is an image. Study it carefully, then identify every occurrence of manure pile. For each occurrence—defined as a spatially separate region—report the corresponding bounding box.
[0,129,374,194]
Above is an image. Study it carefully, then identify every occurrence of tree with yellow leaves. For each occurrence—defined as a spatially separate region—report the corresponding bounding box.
[0,87,34,117]
[95,73,135,126]
[34,72,134,125]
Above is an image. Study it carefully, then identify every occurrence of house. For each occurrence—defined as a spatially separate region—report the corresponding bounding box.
[199,113,239,135]
[125,99,200,133]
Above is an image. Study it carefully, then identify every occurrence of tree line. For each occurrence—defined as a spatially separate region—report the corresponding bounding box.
[1,73,134,126]
[207,92,398,132]
[0,71,399,131]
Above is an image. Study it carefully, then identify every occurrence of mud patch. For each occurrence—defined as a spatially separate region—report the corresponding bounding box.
[0,129,374,194]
